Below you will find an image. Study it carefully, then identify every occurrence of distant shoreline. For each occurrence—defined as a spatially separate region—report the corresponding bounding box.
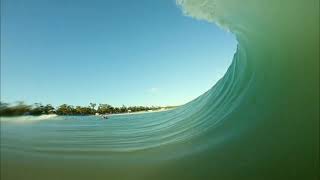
[0,102,178,117]
[107,107,174,117]
[0,108,175,119]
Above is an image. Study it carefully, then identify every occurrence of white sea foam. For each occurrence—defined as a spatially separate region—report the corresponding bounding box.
[0,114,58,122]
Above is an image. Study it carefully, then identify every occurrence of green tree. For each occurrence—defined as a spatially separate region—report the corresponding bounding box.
[120,105,127,113]
[97,104,113,114]
[56,104,75,115]
[89,103,96,113]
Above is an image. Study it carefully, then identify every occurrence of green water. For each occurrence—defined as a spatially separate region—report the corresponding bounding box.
[1,0,319,179]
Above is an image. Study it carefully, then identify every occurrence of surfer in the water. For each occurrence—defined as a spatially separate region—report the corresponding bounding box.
[102,115,109,119]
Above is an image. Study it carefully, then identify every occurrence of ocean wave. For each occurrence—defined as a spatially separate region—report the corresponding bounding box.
[1,0,318,179]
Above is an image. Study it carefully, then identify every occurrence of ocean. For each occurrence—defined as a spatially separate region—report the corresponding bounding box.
[1,0,319,179]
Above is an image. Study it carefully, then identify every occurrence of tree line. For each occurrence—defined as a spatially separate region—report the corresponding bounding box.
[0,102,176,116]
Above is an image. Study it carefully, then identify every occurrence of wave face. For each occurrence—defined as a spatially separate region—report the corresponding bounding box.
[1,0,319,179]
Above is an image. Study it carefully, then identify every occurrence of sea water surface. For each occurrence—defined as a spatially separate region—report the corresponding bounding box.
[1,0,319,179]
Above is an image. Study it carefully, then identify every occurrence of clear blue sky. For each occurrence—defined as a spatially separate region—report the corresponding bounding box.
[1,0,236,107]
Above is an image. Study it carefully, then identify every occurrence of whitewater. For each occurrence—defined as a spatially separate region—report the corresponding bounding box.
[1,0,319,179]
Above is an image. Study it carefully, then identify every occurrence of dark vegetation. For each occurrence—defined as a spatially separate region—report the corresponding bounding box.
[0,101,177,116]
